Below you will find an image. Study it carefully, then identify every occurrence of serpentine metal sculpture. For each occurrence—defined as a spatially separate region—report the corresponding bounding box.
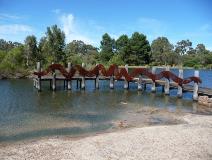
[34,64,201,86]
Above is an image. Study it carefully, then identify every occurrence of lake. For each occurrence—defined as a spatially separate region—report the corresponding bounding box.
[0,69,211,143]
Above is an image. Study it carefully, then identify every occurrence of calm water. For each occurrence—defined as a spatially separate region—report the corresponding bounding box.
[0,69,211,143]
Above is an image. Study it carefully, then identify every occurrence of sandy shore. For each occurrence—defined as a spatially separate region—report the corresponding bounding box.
[0,113,212,160]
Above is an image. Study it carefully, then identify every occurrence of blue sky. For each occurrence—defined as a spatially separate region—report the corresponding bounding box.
[0,0,212,50]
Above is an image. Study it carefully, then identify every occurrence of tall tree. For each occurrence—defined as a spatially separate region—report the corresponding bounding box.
[151,37,174,65]
[45,25,66,63]
[65,40,87,55]
[126,32,151,65]
[116,34,129,51]
[195,44,209,54]
[24,35,38,66]
[99,33,115,63]
[175,39,192,55]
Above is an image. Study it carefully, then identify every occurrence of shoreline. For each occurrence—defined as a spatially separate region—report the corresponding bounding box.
[1,113,212,160]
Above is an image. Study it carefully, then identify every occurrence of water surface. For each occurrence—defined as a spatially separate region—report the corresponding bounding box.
[0,69,211,143]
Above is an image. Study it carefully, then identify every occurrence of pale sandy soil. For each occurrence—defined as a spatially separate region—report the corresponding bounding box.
[0,113,212,160]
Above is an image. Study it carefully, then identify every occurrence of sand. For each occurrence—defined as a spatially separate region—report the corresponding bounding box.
[0,113,212,160]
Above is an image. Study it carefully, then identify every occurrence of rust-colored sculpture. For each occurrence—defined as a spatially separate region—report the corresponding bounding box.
[34,64,201,86]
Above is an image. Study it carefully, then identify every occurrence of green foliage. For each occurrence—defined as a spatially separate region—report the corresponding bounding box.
[0,46,25,72]
[43,25,66,64]
[66,53,82,64]
[0,24,212,79]
[126,32,151,65]
[24,35,39,67]
[99,33,115,63]
[182,54,199,67]
[65,40,99,65]
[175,39,192,55]
[0,50,7,63]
[151,37,174,65]
[108,54,125,65]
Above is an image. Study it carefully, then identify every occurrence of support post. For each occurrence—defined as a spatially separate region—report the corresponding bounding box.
[138,75,142,91]
[177,68,183,98]
[81,63,85,89]
[143,83,146,90]
[33,79,36,87]
[37,62,41,91]
[52,62,56,91]
[124,64,129,89]
[193,70,199,101]
[110,76,114,89]
[67,62,72,90]
[164,66,170,95]
[151,66,156,92]
[95,64,99,89]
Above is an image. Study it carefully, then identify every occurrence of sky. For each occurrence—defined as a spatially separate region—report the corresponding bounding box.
[0,0,212,50]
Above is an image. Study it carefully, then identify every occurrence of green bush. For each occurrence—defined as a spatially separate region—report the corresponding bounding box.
[108,54,125,65]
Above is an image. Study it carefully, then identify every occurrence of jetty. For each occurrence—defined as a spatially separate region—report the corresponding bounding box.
[33,62,212,100]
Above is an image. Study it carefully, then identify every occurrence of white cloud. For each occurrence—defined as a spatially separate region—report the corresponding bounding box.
[0,24,32,34]
[60,13,95,44]
[0,13,21,20]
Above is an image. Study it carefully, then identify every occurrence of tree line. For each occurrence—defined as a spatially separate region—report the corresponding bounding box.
[0,24,211,77]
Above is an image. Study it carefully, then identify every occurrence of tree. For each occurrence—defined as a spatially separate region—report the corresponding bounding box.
[0,46,25,70]
[126,32,151,65]
[151,37,174,65]
[116,35,129,51]
[195,44,209,54]
[99,33,115,63]
[175,39,192,55]
[0,39,22,52]
[66,40,88,55]
[24,35,38,66]
[45,25,66,63]
[115,35,129,63]
[108,54,125,65]
[65,40,99,65]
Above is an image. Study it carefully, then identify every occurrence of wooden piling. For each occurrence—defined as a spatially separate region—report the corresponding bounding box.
[37,62,41,91]
[177,68,183,98]
[124,64,129,89]
[81,63,85,89]
[165,66,170,95]
[151,66,156,92]
[193,70,199,101]
[67,62,72,90]
[95,64,99,89]
[110,76,114,89]
[138,75,142,91]
[52,62,56,91]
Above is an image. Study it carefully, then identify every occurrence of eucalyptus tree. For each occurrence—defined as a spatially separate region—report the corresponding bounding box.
[44,25,66,63]
[175,39,192,55]
[24,35,38,66]
[151,37,174,65]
